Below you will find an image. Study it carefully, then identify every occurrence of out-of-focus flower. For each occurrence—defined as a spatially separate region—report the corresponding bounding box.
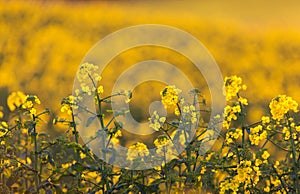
[7,91,27,111]
[0,106,4,119]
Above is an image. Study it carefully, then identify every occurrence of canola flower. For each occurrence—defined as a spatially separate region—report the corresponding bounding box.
[76,62,102,96]
[60,95,78,115]
[225,128,243,144]
[148,111,166,131]
[118,89,132,103]
[0,122,9,138]
[22,95,41,115]
[77,62,101,83]
[249,124,268,145]
[108,127,122,144]
[223,75,247,102]
[223,104,242,129]
[269,94,298,121]
[126,142,149,161]
[160,85,182,115]
[219,178,239,194]
[181,105,198,124]
[7,91,41,115]
[222,75,248,129]
[154,135,169,147]
[170,129,188,147]
[7,91,27,111]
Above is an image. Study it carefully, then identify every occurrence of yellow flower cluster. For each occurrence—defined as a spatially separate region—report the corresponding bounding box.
[154,135,175,162]
[269,95,298,120]
[223,75,247,102]
[7,91,27,111]
[225,128,243,144]
[182,105,198,124]
[223,104,241,129]
[77,63,102,96]
[154,135,169,147]
[126,142,149,161]
[108,128,122,144]
[261,150,270,160]
[160,85,182,115]
[22,95,41,115]
[148,111,166,131]
[249,125,268,145]
[81,170,101,183]
[0,122,9,138]
[219,178,239,194]
[60,95,78,115]
[235,160,253,184]
[77,62,101,83]
[7,91,41,115]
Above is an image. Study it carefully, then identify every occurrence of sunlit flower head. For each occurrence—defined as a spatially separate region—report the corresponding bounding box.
[223,75,247,101]
[77,62,101,83]
[269,95,298,120]
[160,85,182,109]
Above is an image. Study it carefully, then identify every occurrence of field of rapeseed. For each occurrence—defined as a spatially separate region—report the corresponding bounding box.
[1,0,300,193]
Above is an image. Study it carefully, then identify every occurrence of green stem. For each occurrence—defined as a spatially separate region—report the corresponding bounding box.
[70,107,80,161]
[286,115,299,193]
[32,114,39,192]
[237,93,246,149]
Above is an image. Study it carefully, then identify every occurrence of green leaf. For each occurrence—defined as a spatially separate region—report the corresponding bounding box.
[86,116,97,127]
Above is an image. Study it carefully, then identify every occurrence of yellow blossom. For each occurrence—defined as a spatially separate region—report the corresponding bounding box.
[7,91,27,111]
[61,162,72,169]
[77,62,100,83]
[223,75,247,101]
[262,151,270,160]
[97,85,104,94]
[127,142,149,161]
[269,95,298,121]
[261,116,270,124]
[160,85,181,112]
[148,111,166,131]
[80,152,86,159]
